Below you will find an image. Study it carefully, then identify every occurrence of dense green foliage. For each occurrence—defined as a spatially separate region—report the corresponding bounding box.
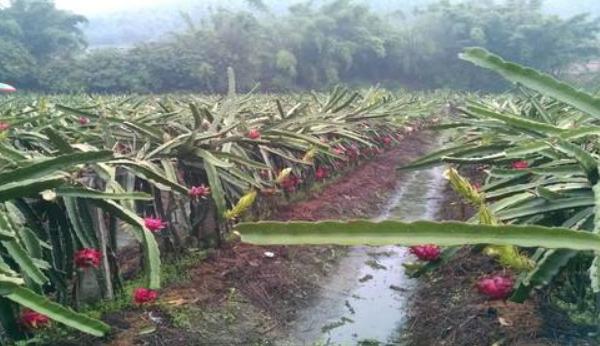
[420,47,600,324]
[237,48,600,328]
[0,0,87,87]
[2,0,600,93]
[0,87,428,341]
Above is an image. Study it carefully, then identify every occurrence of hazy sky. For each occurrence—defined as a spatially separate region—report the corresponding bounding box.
[54,0,172,14]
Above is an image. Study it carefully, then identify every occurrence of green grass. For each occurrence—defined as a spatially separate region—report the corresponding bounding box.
[29,248,212,344]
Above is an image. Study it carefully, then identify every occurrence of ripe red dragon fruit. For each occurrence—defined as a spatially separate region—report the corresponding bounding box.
[144,216,167,232]
[332,146,345,156]
[189,184,211,198]
[259,169,271,179]
[477,274,514,300]
[315,167,328,180]
[280,174,300,192]
[409,244,441,261]
[382,136,392,145]
[133,287,158,304]
[20,310,50,329]
[0,122,10,132]
[511,160,529,170]
[247,128,261,140]
[79,116,90,125]
[346,144,360,160]
[74,248,102,269]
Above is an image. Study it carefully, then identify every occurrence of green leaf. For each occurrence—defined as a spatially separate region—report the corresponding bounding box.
[512,249,577,302]
[464,102,564,136]
[114,159,188,194]
[90,199,161,289]
[0,297,23,340]
[42,128,74,154]
[264,129,329,149]
[19,228,44,261]
[1,240,47,285]
[55,105,99,119]
[212,152,270,170]
[459,47,600,118]
[140,227,161,289]
[0,212,47,285]
[204,161,227,221]
[63,197,97,249]
[511,206,593,303]
[194,149,235,169]
[122,121,163,141]
[4,284,110,336]
[495,196,594,220]
[442,153,506,164]
[236,220,600,250]
[590,180,600,293]
[401,143,507,170]
[0,143,27,162]
[56,187,153,201]
[0,151,113,185]
[550,140,599,185]
[0,176,65,203]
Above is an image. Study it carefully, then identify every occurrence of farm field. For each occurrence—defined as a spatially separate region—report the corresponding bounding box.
[5,50,600,344]
[4,0,600,345]
[235,49,600,345]
[0,87,445,344]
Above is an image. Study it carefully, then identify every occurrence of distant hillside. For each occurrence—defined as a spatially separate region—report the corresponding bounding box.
[81,0,600,47]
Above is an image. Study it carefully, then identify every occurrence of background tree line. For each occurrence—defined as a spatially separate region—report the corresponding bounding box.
[1,0,600,93]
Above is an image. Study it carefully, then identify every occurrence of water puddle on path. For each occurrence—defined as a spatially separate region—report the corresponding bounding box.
[286,165,446,346]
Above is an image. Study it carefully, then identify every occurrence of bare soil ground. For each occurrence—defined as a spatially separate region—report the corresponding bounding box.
[94,127,434,345]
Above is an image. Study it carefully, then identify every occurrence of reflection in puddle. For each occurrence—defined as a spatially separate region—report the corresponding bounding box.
[287,165,446,345]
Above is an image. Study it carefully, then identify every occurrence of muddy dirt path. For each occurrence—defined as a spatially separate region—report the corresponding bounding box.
[283,144,446,345]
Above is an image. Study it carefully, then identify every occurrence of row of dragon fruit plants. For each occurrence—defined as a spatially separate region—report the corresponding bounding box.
[236,48,600,328]
[0,87,433,340]
[403,49,600,320]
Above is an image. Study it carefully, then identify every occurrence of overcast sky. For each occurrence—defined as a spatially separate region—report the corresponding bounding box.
[54,0,173,14]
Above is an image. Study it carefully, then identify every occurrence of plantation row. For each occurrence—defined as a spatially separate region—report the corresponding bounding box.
[409,49,600,321]
[0,87,430,340]
[237,48,600,332]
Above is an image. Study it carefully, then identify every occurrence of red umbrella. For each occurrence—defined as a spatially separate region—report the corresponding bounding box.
[0,83,16,93]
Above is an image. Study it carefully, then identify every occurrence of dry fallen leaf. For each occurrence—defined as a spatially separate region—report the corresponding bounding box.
[498,316,513,327]
[138,326,157,335]
[165,298,191,306]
